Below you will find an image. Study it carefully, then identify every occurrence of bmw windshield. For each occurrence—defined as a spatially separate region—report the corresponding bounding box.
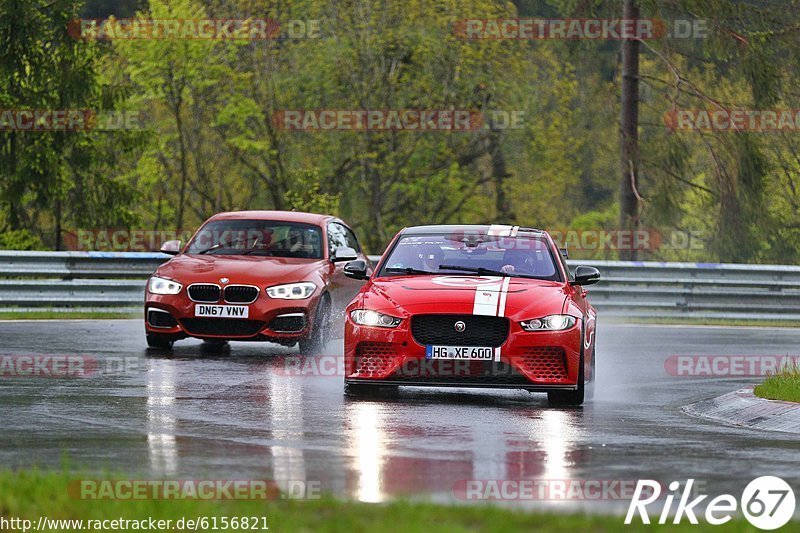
[185,220,323,259]
[378,233,562,281]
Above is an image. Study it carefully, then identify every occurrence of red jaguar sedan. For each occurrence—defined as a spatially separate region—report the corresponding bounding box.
[144,211,370,352]
[342,225,599,405]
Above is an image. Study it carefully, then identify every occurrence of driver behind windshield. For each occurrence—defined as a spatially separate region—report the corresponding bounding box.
[385,243,444,272]
[500,249,534,275]
[419,245,444,272]
[284,228,314,256]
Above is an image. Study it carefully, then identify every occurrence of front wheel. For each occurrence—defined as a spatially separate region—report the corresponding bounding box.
[548,349,586,406]
[344,383,377,397]
[584,345,596,401]
[299,296,331,355]
[146,333,173,350]
[344,382,397,397]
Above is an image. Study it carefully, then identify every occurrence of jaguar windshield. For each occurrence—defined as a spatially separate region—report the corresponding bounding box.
[378,233,561,281]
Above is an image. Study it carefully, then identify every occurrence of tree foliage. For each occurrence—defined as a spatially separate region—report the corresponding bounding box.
[3,0,800,262]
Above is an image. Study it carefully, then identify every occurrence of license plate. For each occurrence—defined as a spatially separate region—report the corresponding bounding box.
[194,304,249,318]
[425,345,493,360]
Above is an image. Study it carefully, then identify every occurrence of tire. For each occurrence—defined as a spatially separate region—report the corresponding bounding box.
[202,339,229,346]
[584,344,596,401]
[201,338,230,355]
[344,382,384,397]
[298,296,331,355]
[547,346,585,407]
[344,382,399,397]
[146,333,173,350]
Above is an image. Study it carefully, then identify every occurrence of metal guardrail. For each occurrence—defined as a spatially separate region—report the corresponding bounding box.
[0,251,798,321]
[0,251,165,278]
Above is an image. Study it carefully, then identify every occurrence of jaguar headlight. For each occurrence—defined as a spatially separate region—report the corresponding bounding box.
[350,310,402,328]
[520,314,577,331]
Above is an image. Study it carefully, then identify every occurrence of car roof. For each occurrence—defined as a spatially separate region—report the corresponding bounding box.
[206,210,335,226]
[400,224,547,236]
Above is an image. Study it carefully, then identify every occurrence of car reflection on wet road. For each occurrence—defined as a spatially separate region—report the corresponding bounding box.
[1,319,798,513]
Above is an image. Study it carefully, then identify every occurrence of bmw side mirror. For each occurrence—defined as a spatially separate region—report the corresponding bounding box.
[571,265,600,286]
[160,240,181,255]
[344,259,369,280]
[332,246,358,263]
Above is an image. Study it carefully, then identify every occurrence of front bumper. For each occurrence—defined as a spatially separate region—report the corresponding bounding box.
[344,315,582,390]
[145,292,317,343]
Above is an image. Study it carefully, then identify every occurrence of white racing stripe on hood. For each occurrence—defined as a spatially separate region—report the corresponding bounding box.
[495,277,511,361]
[470,276,512,362]
[497,276,511,316]
[472,277,504,316]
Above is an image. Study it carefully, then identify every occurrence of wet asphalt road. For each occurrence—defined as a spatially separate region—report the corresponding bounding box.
[1,319,799,513]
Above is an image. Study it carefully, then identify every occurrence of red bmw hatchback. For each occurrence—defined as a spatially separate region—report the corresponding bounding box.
[342,225,599,405]
[144,211,370,352]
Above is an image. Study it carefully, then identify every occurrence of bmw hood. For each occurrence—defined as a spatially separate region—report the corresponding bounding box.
[155,254,327,285]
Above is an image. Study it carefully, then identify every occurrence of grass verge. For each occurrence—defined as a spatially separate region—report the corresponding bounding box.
[754,366,800,403]
[0,470,773,532]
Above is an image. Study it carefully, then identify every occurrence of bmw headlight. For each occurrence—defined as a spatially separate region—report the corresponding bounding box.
[266,282,316,300]
[148,276,182,295]
[520,314,577,331]
[350,310,402,328]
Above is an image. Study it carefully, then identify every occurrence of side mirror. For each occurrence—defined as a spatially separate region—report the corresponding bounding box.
[332,246,358,263]
[344,259,369,280]
[571,265,600,286]
[160,240,182,255]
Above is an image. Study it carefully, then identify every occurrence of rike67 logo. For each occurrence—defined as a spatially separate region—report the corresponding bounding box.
[626,477,795,530]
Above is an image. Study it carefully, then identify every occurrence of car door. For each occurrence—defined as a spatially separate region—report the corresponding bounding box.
[556,245,596,376]
[327,221,371,315]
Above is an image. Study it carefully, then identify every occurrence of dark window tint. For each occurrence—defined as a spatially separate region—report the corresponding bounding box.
[328,222,361,255]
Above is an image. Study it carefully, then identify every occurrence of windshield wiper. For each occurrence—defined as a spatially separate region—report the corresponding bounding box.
[197,237,250,254]
[385,266,438,275]
[240,249,274,256]
[438,264,514,277]
[197,243,224,254]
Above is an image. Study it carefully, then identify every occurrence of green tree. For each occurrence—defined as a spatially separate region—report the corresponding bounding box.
[0,0,138,249]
